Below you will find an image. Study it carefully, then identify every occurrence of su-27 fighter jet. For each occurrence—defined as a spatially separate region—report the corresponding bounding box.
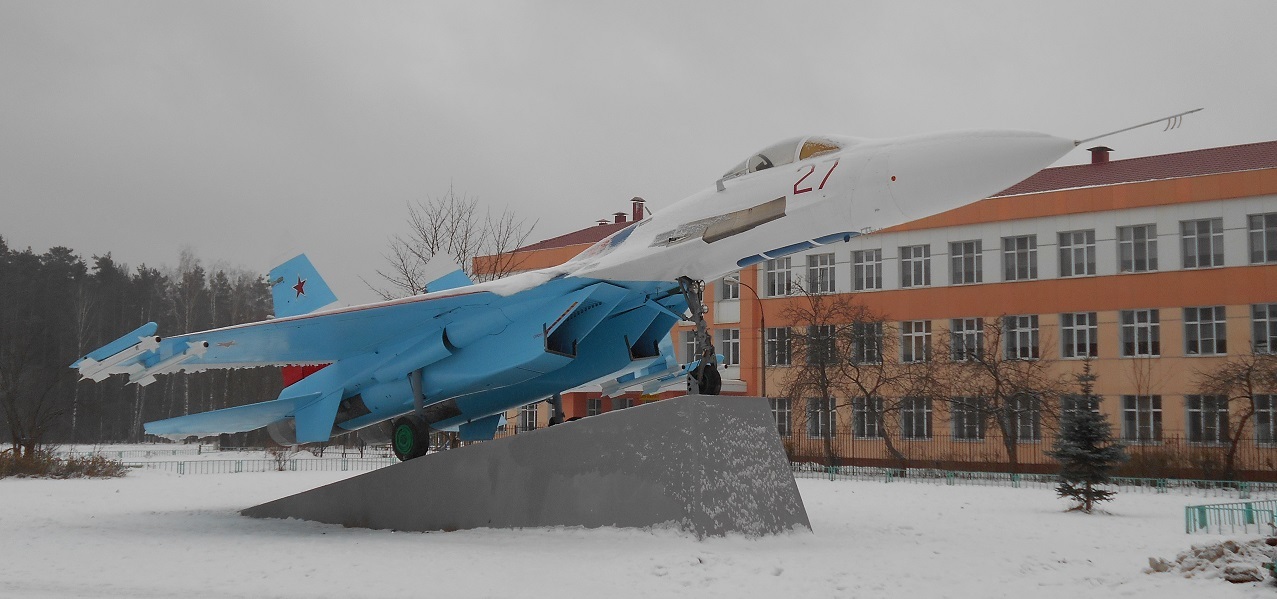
[75,117,1191,461]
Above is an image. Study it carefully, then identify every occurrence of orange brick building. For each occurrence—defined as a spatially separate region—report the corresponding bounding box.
[479,142,1277,479]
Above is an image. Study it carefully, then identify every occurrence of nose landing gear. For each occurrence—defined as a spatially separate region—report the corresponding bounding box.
[678,277,722,396]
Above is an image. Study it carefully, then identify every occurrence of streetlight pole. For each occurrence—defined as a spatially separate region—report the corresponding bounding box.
[727,274,766,399]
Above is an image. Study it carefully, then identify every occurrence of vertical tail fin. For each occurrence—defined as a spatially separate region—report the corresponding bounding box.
[269,254,338,318]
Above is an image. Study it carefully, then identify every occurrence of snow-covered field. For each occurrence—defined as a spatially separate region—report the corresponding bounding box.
[1,465,1273,598]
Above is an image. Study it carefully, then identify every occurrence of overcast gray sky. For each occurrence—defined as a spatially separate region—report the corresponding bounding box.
[3,1,1275,304]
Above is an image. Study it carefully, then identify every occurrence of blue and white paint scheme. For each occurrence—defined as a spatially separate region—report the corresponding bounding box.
[73,128,1075,459]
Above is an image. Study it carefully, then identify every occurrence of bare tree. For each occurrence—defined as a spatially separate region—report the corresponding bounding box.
[779,282,851,467]
[942,316,1067,473]
[1192,352,1277,480]
[373,186,536,299]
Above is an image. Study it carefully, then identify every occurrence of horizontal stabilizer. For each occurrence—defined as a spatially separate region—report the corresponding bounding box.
[421,254,473,293]
[144,392,321,439]
[270,254,338,318]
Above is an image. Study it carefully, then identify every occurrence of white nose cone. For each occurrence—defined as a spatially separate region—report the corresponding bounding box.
[882,130,1074,222]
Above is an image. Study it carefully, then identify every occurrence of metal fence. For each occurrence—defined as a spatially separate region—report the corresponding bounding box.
[790,462,1277,500]
[124,457,398,475]
[1185,499,1277,534]
[56,446,214,459]
[783,431,1277,482]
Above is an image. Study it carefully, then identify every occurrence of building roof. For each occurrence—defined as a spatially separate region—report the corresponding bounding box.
[994,139,1277,196]
[516,220,632,252]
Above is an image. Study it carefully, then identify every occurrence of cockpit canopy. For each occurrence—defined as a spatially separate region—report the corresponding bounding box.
[721,135,855,181]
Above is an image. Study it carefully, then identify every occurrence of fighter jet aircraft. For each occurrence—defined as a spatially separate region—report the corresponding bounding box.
[74,127,1078,460]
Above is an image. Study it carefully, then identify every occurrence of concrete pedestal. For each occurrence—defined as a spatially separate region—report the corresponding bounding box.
[242,395,809,537]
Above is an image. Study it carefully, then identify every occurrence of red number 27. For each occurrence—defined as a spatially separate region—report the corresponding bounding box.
[793,159,839,195]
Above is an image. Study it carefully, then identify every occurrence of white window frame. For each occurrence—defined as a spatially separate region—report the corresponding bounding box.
[949,317,984,362]
[806,253,836,294]
[851,321,883,365]
[1186,395,1229,445]
[806,397,837,438]
[950,240,982,285]
[901,320,931,363]
[853,249,882,291]
[765,257,792,297]
[1183,306,1227,356]
[1254,304,1277,354]
[807,325,837,365]
[719,271,740,300]
[1181,218,1224,269]
[951,397,985,441]
[1257,395,1276,445]
[1002,235,1038,281]
[1004,314,1040,360]
[519,403,538,431]
[853,396,883,439]
[1058,229,1096,277]
[1010,394,1042,443]
[765,327,791,366]
[900,397,933,440]
[1250,212,1277,264]
[718,328,740,366]
[681,330,698,363]
[770,397,792,437]
[1120,309,1161,357]
[586,398,602,416]
[900,244,931,288]
[1060,312,1098,358]
[1118,224,1158,273]
[1121,395,1162,443]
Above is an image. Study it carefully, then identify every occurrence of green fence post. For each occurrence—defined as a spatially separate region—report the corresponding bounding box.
[177,461,185,475]
[946,472,955,486]
[1011,474,1021,489]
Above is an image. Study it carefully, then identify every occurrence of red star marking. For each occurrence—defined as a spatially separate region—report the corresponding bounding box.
[293,277,307,298]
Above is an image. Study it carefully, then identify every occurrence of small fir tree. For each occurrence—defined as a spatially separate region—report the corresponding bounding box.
[1047,361,1127,513]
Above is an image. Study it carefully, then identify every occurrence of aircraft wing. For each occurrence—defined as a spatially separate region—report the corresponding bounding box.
[73,288,498,386]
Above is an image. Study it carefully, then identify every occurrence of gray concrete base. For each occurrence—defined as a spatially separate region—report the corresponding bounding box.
[242,395,810,537]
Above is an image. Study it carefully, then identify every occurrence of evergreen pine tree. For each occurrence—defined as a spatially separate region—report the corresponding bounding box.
[1047,361,1127,513]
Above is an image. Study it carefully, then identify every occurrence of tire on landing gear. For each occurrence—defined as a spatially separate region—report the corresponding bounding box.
[692,364,722,396]
[391,416,430,461]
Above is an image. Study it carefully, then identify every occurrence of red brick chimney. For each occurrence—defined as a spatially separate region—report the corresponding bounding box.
[596,219,609,226]
[631,197,645,222]
[613,212,627,224]
[1088,146,1113,165]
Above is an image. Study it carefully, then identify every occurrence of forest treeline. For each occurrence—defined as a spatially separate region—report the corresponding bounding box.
[0,235,285,451]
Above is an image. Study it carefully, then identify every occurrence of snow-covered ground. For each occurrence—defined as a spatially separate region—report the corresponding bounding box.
[1,468,1272,598]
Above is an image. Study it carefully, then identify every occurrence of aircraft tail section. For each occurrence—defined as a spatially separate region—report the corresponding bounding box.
[421,254,474,292]
[269,254,338,318]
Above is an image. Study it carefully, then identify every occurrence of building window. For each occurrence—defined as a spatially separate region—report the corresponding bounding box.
[615,397,636,410]
[853,396,883,439]
[1060,394,1100,417]
[900,244,931,288]
[900,397,933,440]
[1120,309,1160,357]
[1255,304,1277,354]
[765,327,791,366]
[681,330,698,363]
[807,253,836,294]
[950,240,982,285]
[1186,395,1229,444]
[586,398,602,416]
[807,325,837,365]
[1118,224,1158,273]
[853,249,882,291]
[850,322,883,364]
[951,397,985,440]
[1009,394,1041,442]
[901,320,931,363]
[1257,395,1276,444]
[1004,315,1040,360]
[806,397,837,438]
[1250,213,1277,264]
[1002,235,1038,281]
[1184,306,1226,356]
[1059,230,1096,277]
[720,326,740,365]
[719,271,740,300]
[949,317,984,361]
[1121,395,1162,443]
[770,397,792,437]
[1181,218,1224,269]
[765,257,792,297]
[520,403,538,431]
[1061,312,1099,358]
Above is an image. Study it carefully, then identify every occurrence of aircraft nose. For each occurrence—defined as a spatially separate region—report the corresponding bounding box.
[880,130,1074,222]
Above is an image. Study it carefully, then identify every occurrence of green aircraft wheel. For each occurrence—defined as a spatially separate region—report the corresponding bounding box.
[392,417,428,461]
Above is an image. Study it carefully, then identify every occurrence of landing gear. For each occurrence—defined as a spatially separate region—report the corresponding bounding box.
[678,276,722,396]
[391,416,430,461]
